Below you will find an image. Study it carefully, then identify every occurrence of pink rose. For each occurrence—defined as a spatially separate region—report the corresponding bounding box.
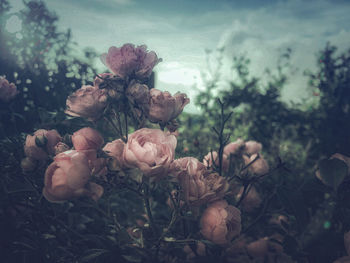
[243,154,269,175]
[147,89,190,124]
[244,141,262,155]
[103,138,126,169]
[24,129,62,161]
[72,127,104,151]
[171,157,229,206]
[123,128,177,177]
[100,43,161,79]
[0,76,19,102]
[65,85,108,121]
[43,150,103,202]
[200,200,241,245]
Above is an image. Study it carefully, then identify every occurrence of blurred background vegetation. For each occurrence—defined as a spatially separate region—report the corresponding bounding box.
[1,0,350,262]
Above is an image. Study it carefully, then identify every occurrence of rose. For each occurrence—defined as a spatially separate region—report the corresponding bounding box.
[43,150,103,202]
[244,140,262,155]
[243,154,269,176]
[0,76,19,102]
[147,89,189,124]
[236,186,262,212]
[103,138,126,170]
[200,200,241,246]
[24,129,62,161]
[100,43,161,79]
[183,242,206,260]
[126,80,151,114]
[65,85,108,121]
[171,157,229,206]
[122,128,177,177]
[72,127,104,151]
[54,142,70,155]
[223,139,245,156]
[94,73,124,99]
[246,238,269,258]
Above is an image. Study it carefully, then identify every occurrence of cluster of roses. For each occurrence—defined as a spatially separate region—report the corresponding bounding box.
[64,43,189,128]
[20,43,280,259]
[0,76,18,102]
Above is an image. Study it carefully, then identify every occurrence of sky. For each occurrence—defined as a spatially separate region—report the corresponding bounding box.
[6,0,350,113]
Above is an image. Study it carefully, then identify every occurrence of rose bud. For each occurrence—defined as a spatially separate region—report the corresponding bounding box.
[65,85,108,122]
[236,186,262,212]
[103,138,126,170]
[0,76,19,102]
[200,200,241,246]
[126,80,150,113]
[147,89,190,124]
[243,154,269,176]
[171,157,229,206]
[123,128,177,178]
[21,157,37,173]
[54,142,70,155]
[244,141,262,155]
[43,150,103,202]
[100,43,161,79]
[246,237,269,258]
[24,129,62,161]
[72,127,104,151]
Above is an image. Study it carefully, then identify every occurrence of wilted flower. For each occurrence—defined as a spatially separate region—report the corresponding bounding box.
[0,76,18,102]
[94,73,124,99]
[65,85,108,122]
[100,43,161,79]
[200,200,241,245]
[24,129,62,161]
[72,127,104,151]
[147,89,189,124]
[171,157,229,206]
[243,153,269,175]
[43,150,103,202]
[203,151,228,171]
[123,128,177,177]
[126,80,150,114]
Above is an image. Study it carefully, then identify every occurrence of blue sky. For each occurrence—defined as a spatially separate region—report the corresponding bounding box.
[6,0,350,112]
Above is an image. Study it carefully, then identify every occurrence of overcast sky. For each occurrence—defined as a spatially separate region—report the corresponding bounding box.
[6,0,350,112]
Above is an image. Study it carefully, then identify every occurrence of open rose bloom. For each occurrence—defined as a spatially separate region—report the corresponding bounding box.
[171,157,229,206]
[100,43,161,79]
[147,89,190,124]
[43,150,103,202]
[65,85,108,121]
[200,200,241,245]
[72,127,104,151]
[121,128,177,178]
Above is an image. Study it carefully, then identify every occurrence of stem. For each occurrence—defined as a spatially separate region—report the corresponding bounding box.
[143,184,157,236]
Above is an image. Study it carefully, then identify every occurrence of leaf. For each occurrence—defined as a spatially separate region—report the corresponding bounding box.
[318,158,348,190]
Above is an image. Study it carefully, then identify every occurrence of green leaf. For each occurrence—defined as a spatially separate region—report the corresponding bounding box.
[318,158,348,190]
